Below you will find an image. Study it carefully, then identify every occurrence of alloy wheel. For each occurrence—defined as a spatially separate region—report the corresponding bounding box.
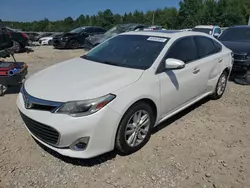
[217,74,227,95]
[125,110,150,147]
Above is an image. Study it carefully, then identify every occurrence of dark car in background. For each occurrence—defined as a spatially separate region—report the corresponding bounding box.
[218,25,250,84]
[5,27,29,53]
[0,20,13,58]
[84,23,148,49]
[52,26,106,49]
[26,32,40,42]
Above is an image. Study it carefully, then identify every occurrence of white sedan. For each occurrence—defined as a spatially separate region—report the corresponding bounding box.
[38,36,53,45]
[17,31,233,159]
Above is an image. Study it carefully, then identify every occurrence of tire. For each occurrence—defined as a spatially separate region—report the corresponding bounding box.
[13,41,21,53]
[234,70,250,85]
[0,85,6,96]
[115,102,155,155]
[211,71,228,99]
[48,40,53,45]
[67,39,79,49]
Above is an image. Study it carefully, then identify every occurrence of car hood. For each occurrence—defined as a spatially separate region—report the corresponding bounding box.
[220,41,250,55]
[24,57,144,102]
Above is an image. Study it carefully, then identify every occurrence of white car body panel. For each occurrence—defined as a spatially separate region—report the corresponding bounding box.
[17,31,233,158]
[39,36,53,45]
[25,58,144,101]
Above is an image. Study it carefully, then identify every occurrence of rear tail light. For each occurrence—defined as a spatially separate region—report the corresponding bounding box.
[21,32,28,38]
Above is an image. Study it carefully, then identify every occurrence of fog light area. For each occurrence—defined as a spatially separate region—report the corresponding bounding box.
[70,137,89,151]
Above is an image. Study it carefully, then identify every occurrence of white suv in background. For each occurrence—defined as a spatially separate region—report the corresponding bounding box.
[17,31,233,159]
[192,25,222,38]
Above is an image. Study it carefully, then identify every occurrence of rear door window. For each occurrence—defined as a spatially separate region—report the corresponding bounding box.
[94,27,106,33]
[84,28,95,34]
[166,37,198,63]
[194,36,220,58]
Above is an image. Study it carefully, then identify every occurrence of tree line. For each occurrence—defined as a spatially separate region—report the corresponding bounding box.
[3,0,250,32]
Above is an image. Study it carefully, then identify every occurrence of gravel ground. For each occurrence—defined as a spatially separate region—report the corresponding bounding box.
[0,46,250,188]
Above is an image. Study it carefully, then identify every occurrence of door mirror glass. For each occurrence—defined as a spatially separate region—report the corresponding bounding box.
[165,58,185,69]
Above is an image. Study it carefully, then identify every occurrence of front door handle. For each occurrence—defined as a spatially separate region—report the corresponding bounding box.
[218,59,223,63]
[193,68,200,74]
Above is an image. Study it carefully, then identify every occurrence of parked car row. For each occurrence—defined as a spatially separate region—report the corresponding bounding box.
[27,24,164,49]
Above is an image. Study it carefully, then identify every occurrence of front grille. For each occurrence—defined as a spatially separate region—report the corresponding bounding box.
[21,87,63,112]
[32,104,57,111]
[20,111,60,145]
[233,53,247,60]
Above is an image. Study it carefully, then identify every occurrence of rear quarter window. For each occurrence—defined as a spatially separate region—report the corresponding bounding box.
[194,36,221,58]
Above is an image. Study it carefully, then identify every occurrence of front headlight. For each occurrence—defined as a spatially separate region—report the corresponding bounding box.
[247,54,250,59]
[55,94,116,117]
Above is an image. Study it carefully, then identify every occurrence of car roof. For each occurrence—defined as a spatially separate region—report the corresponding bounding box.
[194,25,219,29]
[119,23,147,27]
[229,25,250,28]
[120,30,213,39]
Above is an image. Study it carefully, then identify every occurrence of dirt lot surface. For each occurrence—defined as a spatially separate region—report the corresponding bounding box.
[0,46,250,188]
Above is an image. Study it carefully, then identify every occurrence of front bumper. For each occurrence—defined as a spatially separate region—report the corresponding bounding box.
[83,40,95,50]
[232,59,250,72]
[52,39,67,48]
[16,93,121,159]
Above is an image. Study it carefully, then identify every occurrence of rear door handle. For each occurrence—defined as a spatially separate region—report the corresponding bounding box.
[218,59,223,63]
[193,68,200,74]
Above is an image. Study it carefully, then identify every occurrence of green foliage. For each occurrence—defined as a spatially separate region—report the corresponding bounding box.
[3,0,250,32]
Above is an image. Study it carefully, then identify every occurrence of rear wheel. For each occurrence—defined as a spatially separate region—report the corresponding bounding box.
[67,39,79,49]
[211,71,228,99]
[115,102,155,155]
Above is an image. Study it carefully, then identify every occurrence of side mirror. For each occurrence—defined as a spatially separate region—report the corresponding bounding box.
[165,58,185,69]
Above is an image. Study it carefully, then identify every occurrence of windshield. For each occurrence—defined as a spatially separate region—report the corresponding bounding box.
[104,25,130,37]
[70,27,85,33]
[218,27,250,42]
[81,35,169,70]
[104,26,120,36]
[192,28,213,34]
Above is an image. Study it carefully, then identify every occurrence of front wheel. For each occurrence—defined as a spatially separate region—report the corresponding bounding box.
[48,40,53,45]
[67,39,79,49]
[115,102,155,155]
[211,71,228,99]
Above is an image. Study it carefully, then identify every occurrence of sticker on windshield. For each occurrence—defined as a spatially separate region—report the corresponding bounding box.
[147,37,167,42]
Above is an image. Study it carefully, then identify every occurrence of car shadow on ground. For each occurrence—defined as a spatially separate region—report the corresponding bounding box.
[18,47,34,53]
[36,96,211,167]
[152,97,210,134]
[35,139,118,167]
